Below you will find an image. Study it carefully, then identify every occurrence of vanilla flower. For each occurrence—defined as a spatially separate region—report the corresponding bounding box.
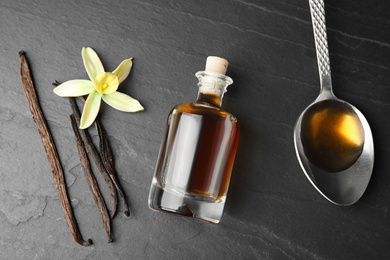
[54,47,143,129]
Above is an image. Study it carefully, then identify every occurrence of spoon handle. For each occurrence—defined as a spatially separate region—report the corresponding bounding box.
[309,0,332,93]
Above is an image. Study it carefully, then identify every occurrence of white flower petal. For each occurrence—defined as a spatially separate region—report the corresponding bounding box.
[112,58,133,84]
[82,47,105,82]
[80,90,102,129]
[102,92,144,112]
[53,80,94,97]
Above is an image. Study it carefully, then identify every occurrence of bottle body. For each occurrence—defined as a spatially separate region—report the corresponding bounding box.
[148,102,240,223]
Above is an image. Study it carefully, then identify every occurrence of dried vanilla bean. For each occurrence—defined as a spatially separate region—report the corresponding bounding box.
[53,82,130,218]
[77,95,130,217]
[70,115,113,242]
[68,97,118,218]
[95,119,130,216]
[20,51,92,246]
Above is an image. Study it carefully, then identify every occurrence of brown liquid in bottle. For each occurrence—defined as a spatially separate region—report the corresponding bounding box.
[301,99,364,173]
[156,102,240,200]
[149,57,238,223]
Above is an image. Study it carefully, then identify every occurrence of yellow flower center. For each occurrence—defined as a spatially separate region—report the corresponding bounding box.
[94,72,119,94]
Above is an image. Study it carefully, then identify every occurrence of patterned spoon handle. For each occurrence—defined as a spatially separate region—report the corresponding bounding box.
[309,0,332,88]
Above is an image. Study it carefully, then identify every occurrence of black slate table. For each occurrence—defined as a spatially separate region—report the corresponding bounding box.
[1,0,389,259]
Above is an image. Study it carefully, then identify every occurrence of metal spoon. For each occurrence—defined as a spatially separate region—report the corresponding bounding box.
[293,0,374,206]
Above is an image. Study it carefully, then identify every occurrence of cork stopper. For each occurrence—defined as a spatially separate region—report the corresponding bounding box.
[205,56,228,75]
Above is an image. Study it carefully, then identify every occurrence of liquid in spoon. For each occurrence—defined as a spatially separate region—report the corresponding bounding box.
[301,99,365,173]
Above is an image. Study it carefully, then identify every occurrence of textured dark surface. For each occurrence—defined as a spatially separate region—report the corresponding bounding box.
[1,0,389,259]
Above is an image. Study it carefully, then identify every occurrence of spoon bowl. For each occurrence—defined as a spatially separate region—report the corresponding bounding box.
[294,0,374,205]
[294,95,374,205]
[300,98,364,173]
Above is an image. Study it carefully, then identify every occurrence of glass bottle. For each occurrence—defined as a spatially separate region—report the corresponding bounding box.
[148,56,240,223]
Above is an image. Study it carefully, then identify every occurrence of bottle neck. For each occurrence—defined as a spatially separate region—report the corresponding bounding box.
[195,71,233,108]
